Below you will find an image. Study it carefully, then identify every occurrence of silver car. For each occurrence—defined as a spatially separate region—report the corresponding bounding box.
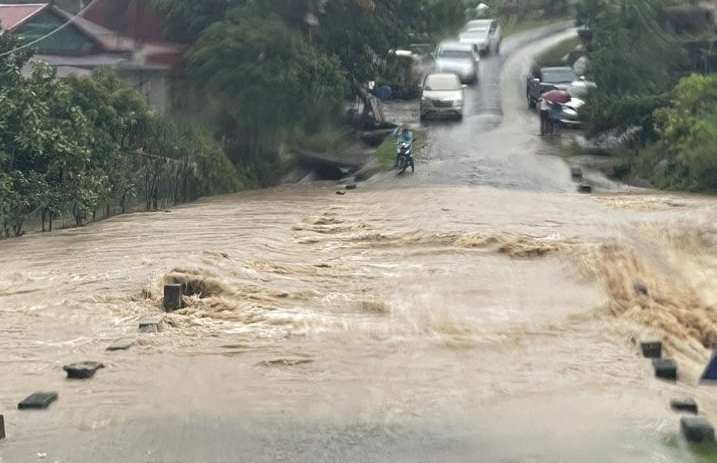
[459,19,501,55]
[434,42,478,84]
[420,73,465,121]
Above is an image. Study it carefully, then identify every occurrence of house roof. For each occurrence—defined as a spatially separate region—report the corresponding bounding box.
[0,3,47,32]
[1,2,184,73]
[0,3,185,63]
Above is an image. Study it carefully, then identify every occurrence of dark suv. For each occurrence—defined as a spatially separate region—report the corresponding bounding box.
[526,66,577,108]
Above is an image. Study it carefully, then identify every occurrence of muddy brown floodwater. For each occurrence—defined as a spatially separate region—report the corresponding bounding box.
[3,27,717,463]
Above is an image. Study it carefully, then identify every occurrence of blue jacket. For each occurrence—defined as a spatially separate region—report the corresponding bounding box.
[393,127,413,146]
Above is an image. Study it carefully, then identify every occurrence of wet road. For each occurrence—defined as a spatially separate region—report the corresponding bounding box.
[373,24,595,191]
[2,26,717,463]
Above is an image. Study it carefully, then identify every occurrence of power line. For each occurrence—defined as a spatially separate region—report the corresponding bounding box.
[0,0,104,58]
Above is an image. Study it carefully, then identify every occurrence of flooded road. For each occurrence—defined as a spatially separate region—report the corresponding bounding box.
[3,27,717,463]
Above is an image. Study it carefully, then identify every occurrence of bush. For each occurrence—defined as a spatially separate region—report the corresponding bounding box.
[654,74,717,190]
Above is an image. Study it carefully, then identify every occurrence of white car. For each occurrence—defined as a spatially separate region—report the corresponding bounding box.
[459,19,501,55]
[434,41,479,84]
[420,73,465,121]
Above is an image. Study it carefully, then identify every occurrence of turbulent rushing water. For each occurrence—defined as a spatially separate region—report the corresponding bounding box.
[3,27,717,463]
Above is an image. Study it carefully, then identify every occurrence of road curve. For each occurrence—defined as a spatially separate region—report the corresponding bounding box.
[372,25,580,191]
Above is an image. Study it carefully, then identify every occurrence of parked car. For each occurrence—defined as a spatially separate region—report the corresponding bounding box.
[434,41,479,84]
[420,73,465,121]
[526,66,577,108]
[459,19,501,55]
[560,79,596,128]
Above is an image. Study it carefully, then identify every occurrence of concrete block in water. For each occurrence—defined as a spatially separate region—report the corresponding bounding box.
[63,361,104,379]
[640,340,662,358]
[577,184,592,194]
[681,416,715,443]
[0,414,5,440]
[653,358,677,380]
[18,392,58,410]
[570,166,583,181]
[107,339,133,351]
[345,183,357,190]
[671,397,698,414]
[139,316,162,333]
[336,190,346,195]
[163,284,183,312]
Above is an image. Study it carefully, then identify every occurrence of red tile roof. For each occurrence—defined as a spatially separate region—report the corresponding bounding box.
[0,3,185,69]
[0,3,47,32]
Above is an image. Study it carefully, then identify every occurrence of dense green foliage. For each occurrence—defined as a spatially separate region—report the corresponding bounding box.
[653,74,717,190]
[464,0,572,22]
[0,35,246,238]
[578,0,685,137]
[573,0,717,192]
[187,4,347,183]
[155,0,467,185]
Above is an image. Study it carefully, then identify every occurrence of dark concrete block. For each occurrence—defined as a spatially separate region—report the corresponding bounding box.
[681,416,715,443]
[671,397,698,414]
[63,361,104,379]
[653,358,677,380]
[163,284,183,312]
[345,183,357,190]
[641,340,662,358]
[578,184,592,194]
[107,339,133,351]
[18,392,58,410]
[139,316,162,333]
[336,190,346,195]
[0,414,5,440]
[571,166,583,181]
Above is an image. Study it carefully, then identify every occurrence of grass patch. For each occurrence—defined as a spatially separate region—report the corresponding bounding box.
[501,17,555,37]
[537,36,580,67]
[374,130,426,167]
[287,123,351,154]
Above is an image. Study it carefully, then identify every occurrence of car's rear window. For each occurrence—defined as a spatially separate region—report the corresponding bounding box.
[438,49,473,59]
[465,21,490,29]
[543,69,577,83]
[425,75,461,91]
[461,31,487,40]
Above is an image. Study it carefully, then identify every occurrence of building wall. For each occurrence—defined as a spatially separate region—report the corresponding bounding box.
[86,0,165,42]
[119,69,169,113]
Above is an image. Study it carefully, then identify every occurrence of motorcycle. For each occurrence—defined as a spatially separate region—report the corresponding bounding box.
[396,141,415,174]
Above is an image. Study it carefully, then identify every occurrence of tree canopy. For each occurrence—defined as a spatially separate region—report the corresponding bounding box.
[0,34,246,238]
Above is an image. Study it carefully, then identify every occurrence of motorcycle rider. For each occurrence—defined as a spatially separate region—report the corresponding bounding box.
[392,123,414,168]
